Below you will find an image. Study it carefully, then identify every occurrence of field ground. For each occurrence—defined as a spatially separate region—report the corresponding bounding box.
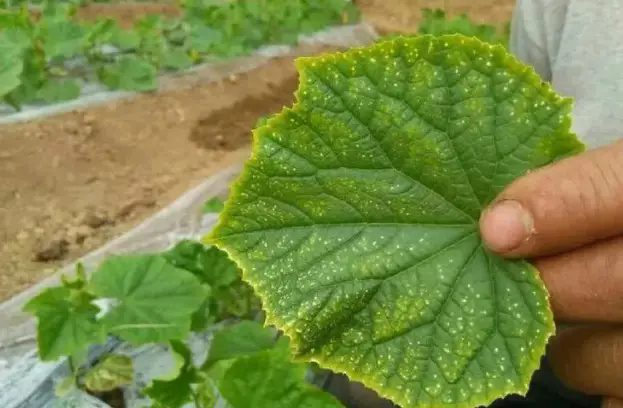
[0,0,516,301]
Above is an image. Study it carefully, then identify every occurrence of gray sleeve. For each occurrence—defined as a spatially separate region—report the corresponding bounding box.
[509,0,552,81]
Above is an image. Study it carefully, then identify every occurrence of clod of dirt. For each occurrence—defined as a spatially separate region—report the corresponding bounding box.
[116,197,157,219]
[189,76,299,151]
[67,225,93,245]
[79,209,110,229]
[83,113,95,125]
[34,238,69,262]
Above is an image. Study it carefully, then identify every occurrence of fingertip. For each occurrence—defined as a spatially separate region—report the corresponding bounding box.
[479,200,534,254]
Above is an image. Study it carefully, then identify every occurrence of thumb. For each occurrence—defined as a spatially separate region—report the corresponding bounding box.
[479,140,623,258]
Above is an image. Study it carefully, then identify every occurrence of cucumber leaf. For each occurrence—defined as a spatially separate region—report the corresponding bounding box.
[220,346,344,408]
[83,354,134,392]
[36,78,81,103]
[97,56,157,92]
[89,255,206,344]
[0,34,23,97]
[164,240,240,288]
[23,286,105,361]
[109,26,141,52]
[38,18,86,59]
[144,340,197,408]
[203,321,276,369]
[162,47,194,70]
[207,35,584,408]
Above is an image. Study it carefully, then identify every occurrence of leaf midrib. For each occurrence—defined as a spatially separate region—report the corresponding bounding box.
[216,221,477,240]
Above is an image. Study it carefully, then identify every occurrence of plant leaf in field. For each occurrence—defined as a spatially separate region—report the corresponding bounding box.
[203,321,277,369]
[419,8,506,47]
[219,347,344,408]
[144,340,197,408]
[97,56,157,92]
[164,240,240,288]
[38,18,86,59]
[89,255,206,344]
[201,196,225,213]
[84,354,134,392]
[36,78,81,103]
[162,47,194,70]
[23,286,105,361]
[186,21,221,54]
[207,35,585,407]
[0,34,24,97]
[109,26,141,52]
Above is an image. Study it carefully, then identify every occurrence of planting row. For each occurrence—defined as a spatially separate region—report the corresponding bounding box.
[0,0,360,111]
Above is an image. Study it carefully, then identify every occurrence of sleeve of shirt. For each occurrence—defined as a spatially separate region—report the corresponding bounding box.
[509,0,553,82]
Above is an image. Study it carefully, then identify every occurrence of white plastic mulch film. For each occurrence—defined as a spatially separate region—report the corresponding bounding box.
[0,23,379,408]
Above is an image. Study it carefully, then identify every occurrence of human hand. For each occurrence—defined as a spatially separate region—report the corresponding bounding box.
[479,140,623,407]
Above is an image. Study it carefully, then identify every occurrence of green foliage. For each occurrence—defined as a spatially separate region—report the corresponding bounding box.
[163,240,261,328]
[419,8,509,47]
[202,320,276,370]
[83,354,134,392]
[144,341,198,408]
[201,197,225,214]
[24,231,338,406]
[24,269,105,361]
[220,346,344,408]
[36,78,81,102]
[143,322,343,408]
[0,33,24,96]
[97,55,158,92]
[207,35,585,408]
[0,0,360,110]
[90,255,206,344]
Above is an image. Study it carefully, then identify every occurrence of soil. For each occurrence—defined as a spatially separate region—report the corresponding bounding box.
[0,0,516,301]
[0,47,321,301]
[189,76,298,151]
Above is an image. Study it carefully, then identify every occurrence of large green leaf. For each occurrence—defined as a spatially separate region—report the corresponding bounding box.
[89,255,206,344]
[207,35,585,408]
[36,78,81,103]
[38,18,86,59]
[220,347,344,408]
[23,286,105,361]
[202,321,277,369]
[0,33,24,97]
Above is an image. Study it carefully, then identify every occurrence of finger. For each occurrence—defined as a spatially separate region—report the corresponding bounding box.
[535,235,623,322]
[479,140,623,258]
[603,398,623,408]
[549,325,623,399]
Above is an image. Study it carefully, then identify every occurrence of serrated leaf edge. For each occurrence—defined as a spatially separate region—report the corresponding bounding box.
[205,34,582,408]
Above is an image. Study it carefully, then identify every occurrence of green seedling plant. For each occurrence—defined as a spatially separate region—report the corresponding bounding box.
[24,234,342,406]
[419,8,510,47]
[381,8,510,50]
[0,0,359,110]
[206,35,585,408]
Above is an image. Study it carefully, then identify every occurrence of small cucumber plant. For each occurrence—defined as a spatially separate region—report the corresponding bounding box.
[206,35,584,408]
[23,239,344,407]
